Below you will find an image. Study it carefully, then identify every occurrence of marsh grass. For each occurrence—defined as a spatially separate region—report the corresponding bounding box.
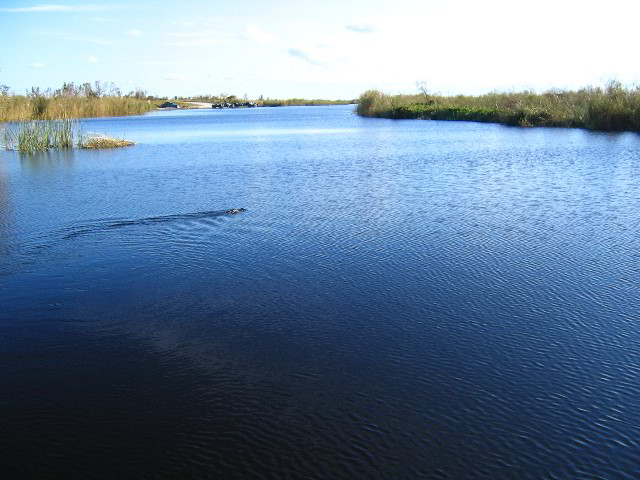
[3,119,75,152]
[2,122,134,151]
[260,98,355,107]
[0,96,154,122]
[356,82,640,132]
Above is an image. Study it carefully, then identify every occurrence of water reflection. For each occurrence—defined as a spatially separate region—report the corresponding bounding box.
[0,160,10,257]
[19,148,75,170]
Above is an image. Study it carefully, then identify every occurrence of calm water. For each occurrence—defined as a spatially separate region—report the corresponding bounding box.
[1,106,639,479]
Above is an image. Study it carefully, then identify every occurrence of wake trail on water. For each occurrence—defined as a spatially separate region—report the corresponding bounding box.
[1,209,247,276]
[60,208,246,240]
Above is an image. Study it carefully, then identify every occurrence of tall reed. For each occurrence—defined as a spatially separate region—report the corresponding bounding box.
[3,119,75,152]
[0,96,154,122]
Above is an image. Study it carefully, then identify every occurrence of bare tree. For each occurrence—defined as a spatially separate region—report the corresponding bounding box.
[416,80,429,96]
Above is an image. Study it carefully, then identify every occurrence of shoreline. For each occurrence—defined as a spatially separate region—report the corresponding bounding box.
[356,84,640,133]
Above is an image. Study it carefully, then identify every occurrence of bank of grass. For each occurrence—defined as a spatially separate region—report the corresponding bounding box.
[260,98,355,107]
[356,82,640,132]
[0,95,155,122]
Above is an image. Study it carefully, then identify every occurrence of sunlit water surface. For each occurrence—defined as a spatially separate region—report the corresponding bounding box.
[1,106,639,479]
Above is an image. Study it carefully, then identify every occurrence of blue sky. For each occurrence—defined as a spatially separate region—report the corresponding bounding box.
[1,0,639,99]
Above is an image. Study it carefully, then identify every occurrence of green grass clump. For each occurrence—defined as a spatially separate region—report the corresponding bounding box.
[3,119,75,152]
[356,81,640,132]
[2,122,135,152]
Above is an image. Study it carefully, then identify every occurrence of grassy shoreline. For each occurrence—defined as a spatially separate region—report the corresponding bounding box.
[260,98,354,107]
[356,82,640,132]
[0,96,155,122]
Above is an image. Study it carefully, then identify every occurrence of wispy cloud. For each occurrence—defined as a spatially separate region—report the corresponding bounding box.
[287,48,320,66]
[31,63,46,68]
[346,23,376,33]
[163,39,227,47]
[245,24,273,44]
[163,72,188,81]
[125,29,142,37]
[164,30,222,38]
[87,55,98,63]
[163,30,228,47]
[170,21,197,28]
[35,29,111,45]
[0,4,101,13]
[135,60,195,66]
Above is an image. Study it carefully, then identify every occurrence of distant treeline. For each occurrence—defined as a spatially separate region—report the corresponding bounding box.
[0,81,157,121]
[261,98,355,107]
[184,94,355,107]
[356,81,640,132]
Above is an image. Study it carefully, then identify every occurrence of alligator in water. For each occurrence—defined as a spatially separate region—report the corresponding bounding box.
[225,208,246,214]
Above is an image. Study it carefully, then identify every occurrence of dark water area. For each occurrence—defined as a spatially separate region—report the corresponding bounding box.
[1,106,639,479]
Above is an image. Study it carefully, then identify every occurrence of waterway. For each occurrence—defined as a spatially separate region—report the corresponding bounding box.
[1,106,639,478]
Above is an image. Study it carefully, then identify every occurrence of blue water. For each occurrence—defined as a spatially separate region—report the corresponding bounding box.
[1,106,639,479]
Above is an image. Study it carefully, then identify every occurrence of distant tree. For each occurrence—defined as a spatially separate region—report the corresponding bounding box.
[0,84,9,96]
[416,80,435,104]
[93,80,106,98]
[58,82,77,97]
[81,82,97,98]
[27,86,41,97]
[107,82,121,97]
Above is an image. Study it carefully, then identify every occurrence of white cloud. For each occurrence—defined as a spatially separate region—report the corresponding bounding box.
[87,55,98,63]
[0,5,101,12]
[287,48,320,66]
[345,23,376,33]
[170,21,197,28]
[136,60,194,66]
[165,30,222,38]
[163,72,188,81]
[245,24,273,44]
[35,30,111,45]
[125,29,142,37]
[31,63,46,68]
[163,39,225,47]
[162,30,229,46]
